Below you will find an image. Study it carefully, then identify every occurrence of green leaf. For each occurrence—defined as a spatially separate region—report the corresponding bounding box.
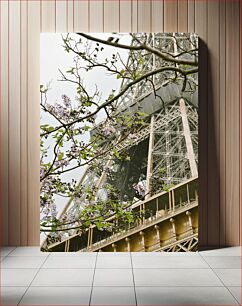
[47,126,55,132]
[96,221,104,230]
[82,100,92,107]
[58,152,64,161]
[112,148,121,160]
[66,68,75,74]
[137,111,147,117]
[84,220,91,227]
[83,125,91,131]
[51,224,57,231]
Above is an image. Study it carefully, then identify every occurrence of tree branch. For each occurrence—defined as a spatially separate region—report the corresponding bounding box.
[41,65,197,137]
[77,33,198,67]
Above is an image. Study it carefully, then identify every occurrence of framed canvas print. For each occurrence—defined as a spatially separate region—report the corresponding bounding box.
[40,33,198,252]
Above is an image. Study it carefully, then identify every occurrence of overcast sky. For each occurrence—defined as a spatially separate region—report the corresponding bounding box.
[40,33,131,242]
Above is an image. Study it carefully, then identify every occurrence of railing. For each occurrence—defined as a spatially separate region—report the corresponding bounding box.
[80,200,198,252]
[47,177,198,252]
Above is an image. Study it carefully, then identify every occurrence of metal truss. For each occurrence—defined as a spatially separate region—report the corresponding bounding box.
[158,234,198,252]
[150,99,198,192]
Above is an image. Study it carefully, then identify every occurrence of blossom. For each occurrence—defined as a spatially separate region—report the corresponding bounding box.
[45,103,54,112]
[102,124,116,136]
[40,167,45,179]
[61,94,71,107]
[51,205,57,218]
[54,159,69,169]
[133,180,147,197]
[54,104,65,117]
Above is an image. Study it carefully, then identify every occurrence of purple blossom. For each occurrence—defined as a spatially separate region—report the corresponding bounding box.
[45,103,54,112]
[51,205,57,218]
[40,167,45,179]
[133,180,147,197]
[54,104,65,117]
[40,198,45,207]
[102,124,116,136]
[61,94,71,107]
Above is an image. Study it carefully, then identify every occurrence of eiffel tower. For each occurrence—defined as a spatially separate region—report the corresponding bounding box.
[42,33,198,252]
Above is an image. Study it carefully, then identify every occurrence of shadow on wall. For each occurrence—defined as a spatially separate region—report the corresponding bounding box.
[198,38,221,250]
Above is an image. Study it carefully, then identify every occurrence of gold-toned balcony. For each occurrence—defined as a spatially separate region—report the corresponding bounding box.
[47,177,198,252]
